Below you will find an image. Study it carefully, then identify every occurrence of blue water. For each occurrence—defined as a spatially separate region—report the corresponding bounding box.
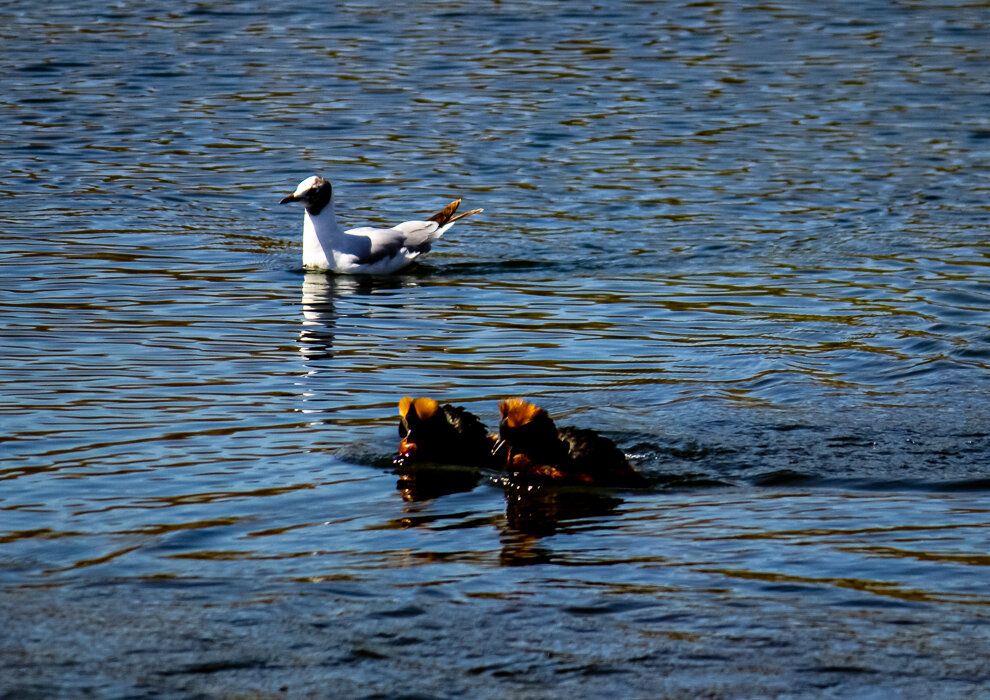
[2,1,990,697]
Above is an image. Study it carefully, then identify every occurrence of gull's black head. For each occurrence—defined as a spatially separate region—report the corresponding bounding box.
[280,175,333,215]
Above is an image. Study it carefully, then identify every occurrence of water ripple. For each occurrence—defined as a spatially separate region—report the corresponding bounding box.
[3,0,990,695]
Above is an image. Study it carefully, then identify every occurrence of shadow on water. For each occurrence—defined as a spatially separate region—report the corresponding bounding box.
[384,452,629,566]
[498,486,625,567]
[393,462,483,502]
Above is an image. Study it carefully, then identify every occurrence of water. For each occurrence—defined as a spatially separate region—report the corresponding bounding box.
[2,1,990,696]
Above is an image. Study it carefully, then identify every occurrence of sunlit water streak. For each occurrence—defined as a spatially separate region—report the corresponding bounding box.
[1,0,989,696]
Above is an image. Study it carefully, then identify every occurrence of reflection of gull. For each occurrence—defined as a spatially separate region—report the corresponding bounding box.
[299,272,337,365]
[299,272,417,364]
[280,175,483,274]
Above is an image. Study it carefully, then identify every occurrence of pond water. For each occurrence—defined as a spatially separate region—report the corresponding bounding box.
[2,1,989,697]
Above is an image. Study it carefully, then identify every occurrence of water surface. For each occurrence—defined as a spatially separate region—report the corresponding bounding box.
[2,1,989,697]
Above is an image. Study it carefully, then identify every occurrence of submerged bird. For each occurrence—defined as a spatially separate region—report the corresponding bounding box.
[279,175,483,274]
[494,399,646,488]
[396,397,497,468]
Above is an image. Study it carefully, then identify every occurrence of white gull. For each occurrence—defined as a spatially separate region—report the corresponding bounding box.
[279,175,483,274]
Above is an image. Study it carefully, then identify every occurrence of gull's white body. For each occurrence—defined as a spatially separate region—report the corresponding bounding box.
[302,201,455,274]
[282,175,482,275]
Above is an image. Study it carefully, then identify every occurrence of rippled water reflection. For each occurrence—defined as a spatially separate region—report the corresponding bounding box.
[2,0,989,696]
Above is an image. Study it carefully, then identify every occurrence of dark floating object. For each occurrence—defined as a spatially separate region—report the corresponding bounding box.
[395,397,497,468]
[494,398,647,488]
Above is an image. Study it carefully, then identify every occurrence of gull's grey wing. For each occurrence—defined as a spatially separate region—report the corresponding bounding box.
[342,223,439,265]
[341,227,403,265]
[392,220,442,249]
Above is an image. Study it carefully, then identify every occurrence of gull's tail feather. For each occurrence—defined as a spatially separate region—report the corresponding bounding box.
[429,199,484,228]
[448,207,484,223]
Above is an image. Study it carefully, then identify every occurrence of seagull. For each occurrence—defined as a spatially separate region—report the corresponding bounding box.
[279,175,483,274]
